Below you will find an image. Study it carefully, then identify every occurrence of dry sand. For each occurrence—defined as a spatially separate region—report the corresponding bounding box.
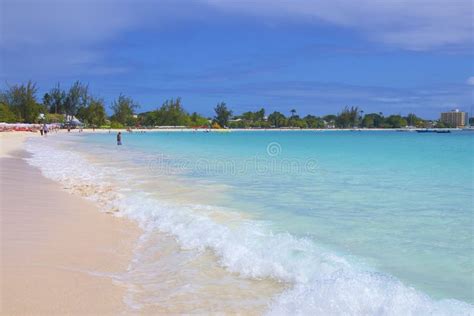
[0,132,140,315]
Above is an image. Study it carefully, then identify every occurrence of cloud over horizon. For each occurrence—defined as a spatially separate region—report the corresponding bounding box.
[205,0,473,50]
[0,0,472,118]
[2,0,472,51]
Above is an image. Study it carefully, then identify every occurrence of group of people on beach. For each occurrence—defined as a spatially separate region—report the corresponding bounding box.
[37,122,124,146]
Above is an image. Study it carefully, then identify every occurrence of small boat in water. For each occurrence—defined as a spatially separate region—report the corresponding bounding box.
[416,129,436,133]
[416,129,452,133]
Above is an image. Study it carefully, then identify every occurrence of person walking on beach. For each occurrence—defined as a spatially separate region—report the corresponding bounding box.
[117,132,122,146]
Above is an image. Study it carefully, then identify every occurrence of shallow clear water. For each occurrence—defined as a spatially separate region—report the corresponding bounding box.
[26,131,474,314]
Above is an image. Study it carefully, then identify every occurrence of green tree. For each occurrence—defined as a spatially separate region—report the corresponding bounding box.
[238,108,266,127]
[405,113,424,127]
[290,109,297,118]
[214,102,232,128]
[64,81,89,117]
[336,106,359,128]
[362,113,384,128]
[155,98,190,126]
[110,94,139,125]
[323,114,336,122]
[138,111,157,127]
[268,111,287,128]
[76,97,107,127]
[323,115,337,125]
[0,81,41,123]
[251,120,271,128]
[241,111,255,122]
[48,83,66,114]
[254,108,265,122]
[0,103,18,122]
[385,115,408,128]
[436,120,455,128]
[42,93,52,112]
[304,115,325,128]
[229,120,249,128]
[358,110,364,126]
[361,115,374,128]
[189,112,209,127]
[293,118,308,128]
[288,110,301,127]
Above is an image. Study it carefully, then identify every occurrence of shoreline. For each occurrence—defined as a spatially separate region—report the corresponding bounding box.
[0,133,141,314]
[2,131,471,314]
[1,125,469,136]
[1,132,285,314]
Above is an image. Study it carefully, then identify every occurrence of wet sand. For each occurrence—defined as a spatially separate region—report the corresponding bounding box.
[0,132,284,314]
[0,133,140,314]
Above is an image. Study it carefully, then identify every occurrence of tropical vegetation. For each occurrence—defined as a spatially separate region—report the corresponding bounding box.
[0,81,469,129]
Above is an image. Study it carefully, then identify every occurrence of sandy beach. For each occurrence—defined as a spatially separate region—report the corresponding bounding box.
[0,132,140,315]
[0,132,284,314]
[2,129,469,314]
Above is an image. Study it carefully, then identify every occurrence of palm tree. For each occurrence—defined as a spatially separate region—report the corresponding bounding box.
[359,110,364,127]
[290,109,296,118]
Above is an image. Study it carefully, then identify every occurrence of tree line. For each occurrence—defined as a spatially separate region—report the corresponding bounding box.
[0,80,454,128]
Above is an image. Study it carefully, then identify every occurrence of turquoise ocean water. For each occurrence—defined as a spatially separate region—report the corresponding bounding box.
[26,131,473,314]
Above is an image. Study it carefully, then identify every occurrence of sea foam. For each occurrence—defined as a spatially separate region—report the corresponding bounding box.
[24,137,474,315]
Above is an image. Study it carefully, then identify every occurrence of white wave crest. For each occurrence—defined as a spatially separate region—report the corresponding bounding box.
[24,138,474,315]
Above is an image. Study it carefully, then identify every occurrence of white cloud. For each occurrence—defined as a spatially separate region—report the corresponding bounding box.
[467,77,474,86]
[1,0,472,52]
[0,0,188,79]
[204,0,473,50]
[0,0,472,83]
[1,0,151,48]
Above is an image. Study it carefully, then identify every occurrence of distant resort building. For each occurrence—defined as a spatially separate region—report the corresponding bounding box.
[440,109,467,127]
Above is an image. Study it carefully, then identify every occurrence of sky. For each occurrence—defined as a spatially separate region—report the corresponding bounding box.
[1,0,473,118]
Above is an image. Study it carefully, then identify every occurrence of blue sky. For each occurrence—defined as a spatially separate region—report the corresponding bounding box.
[1,0,473,118]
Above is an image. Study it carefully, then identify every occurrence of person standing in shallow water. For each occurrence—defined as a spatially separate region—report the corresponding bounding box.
[117,132,122,145]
